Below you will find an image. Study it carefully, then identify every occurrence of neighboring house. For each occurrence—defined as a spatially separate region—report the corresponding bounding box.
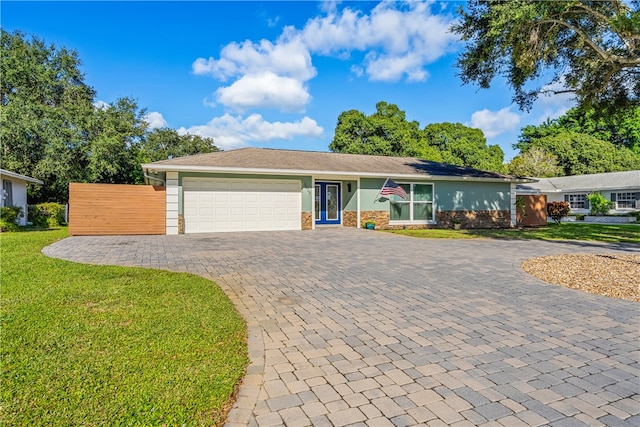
[516,170,640,214]
[142,148,531,234]
[0,169,44,226]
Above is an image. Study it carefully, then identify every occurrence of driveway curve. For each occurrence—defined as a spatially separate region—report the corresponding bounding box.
[44,229,639,427]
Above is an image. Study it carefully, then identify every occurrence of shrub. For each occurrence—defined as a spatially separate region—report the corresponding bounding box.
[547,201,570,225]
[28,203,66,227]
[1,206,23,232]
[586,192,614,216]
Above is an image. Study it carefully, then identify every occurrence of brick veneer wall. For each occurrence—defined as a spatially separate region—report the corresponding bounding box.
[356,209,511,229]
[343,211,358,227]
[301,212,313,230]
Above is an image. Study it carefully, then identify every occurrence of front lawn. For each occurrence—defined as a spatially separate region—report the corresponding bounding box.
[387,222,640,244]
[1,228,248,426]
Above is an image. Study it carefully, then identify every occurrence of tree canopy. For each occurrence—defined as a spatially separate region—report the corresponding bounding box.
[0,30,218,202]
[451,0,640,114]
[422,123,504,172]
[515,130,640,176]
[329,102,421,157]
[330,101,504,172]
[506,146,562,177]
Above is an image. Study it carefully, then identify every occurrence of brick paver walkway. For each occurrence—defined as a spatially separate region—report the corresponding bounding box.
[44,229,640,426]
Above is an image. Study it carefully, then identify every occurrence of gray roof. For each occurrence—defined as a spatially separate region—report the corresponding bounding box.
[144,148,526,182]
[0,169,43,185]
[517,170,640,193]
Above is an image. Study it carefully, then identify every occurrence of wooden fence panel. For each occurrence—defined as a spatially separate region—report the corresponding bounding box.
[69,183,165,235]
[517,194,547,227]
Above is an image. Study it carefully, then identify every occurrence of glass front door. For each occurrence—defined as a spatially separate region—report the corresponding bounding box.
[315,182,341,225]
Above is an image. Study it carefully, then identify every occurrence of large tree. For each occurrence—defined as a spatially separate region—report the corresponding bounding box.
[451,0,640,114]
[330,101,505,172]
[506,146,562,177]
[139,128,219,164]
[552,106,640,153]
[0,30,219,202]
[517,130,640,176]
[1,29,96,201]
[330,102,421,157]
[421,123,505,172]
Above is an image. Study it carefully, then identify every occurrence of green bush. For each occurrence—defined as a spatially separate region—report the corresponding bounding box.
[586,192,614,216]
[1,206,23,232]
[547,201,570,225]
[28,203,66,227]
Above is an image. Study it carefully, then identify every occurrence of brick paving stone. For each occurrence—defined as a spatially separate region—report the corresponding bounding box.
[371,396,405,418]
[43,230,640,427]
[301,401,328,418]
[474,402,513,421]
[326,407,366,426]
[266,394,303,412]
[427,400,465,424]
[278,407,310,427]
[495,415,530,426]
[390,414,417,427]
[366,417,395,426]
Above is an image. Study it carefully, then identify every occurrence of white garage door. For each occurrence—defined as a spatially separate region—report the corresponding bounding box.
[183,178,301,233]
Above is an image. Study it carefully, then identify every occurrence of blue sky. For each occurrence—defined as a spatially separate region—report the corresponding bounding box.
[3,1,575,161]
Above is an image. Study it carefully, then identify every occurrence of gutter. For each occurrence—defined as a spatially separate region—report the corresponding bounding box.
[143,173,165,186]
[141,164,535,184]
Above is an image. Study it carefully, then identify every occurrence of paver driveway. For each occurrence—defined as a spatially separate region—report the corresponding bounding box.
[44,229,639,426]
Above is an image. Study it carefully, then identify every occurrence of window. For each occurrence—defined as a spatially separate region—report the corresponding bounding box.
[615,192,636,209]
[389,183,434,223]
[2,180,12,207]
[565,193,586,209]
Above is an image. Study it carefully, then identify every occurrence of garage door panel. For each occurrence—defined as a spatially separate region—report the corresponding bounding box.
[183,178,301,233]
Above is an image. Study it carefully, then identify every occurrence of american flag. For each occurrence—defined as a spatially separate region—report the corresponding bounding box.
[380,179,407,199]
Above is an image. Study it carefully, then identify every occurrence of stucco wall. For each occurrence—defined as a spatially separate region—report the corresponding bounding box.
[358,178,511,212]
[1,177,29,226]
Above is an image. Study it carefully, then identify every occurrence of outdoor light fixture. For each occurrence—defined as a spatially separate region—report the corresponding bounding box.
[347,183,352,192]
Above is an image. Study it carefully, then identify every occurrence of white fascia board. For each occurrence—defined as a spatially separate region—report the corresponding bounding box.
[140,164,531,184]
[0,169,43,185]
[554,185,640,193]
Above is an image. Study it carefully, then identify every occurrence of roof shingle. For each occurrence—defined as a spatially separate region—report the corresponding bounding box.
[144,147,523,181]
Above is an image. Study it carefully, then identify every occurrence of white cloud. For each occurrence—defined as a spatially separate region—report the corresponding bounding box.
[536,79,576,121]
[191,2,458,111]
[143,112,168,130]
[469,107,521,138]
[300,1,457,81]
[193,37,316,112]
[215,72,311,113]
[178,114,323,150]
[93,100,109,110]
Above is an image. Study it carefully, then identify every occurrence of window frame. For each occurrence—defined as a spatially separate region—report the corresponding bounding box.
[615,192,636,209]
[388,182,435,225]
[565,193,587,210]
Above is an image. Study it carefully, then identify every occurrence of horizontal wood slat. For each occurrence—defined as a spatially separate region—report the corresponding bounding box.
[518,194,548,226]
[69,183,166,235]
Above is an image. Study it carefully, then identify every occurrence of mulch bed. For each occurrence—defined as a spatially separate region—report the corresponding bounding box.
[522,254,640,302]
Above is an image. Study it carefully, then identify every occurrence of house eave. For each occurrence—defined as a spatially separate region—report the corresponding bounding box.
[0,169,44,185]
[141,164,531,184]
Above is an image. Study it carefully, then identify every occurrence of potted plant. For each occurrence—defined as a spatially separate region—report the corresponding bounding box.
[452,218,462,230]
[362,220,376,230]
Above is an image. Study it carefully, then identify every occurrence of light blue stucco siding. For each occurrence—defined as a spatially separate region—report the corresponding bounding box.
[177,172,313,213]
[435,181,510,211]
[174,173,510,215]
[358,178,510,212]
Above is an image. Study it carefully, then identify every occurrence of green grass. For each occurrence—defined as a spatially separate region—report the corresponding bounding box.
[1,228,248,426]
[387,222,640,244]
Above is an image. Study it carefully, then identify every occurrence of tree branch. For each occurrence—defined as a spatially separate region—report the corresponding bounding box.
[541,17,640,67]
